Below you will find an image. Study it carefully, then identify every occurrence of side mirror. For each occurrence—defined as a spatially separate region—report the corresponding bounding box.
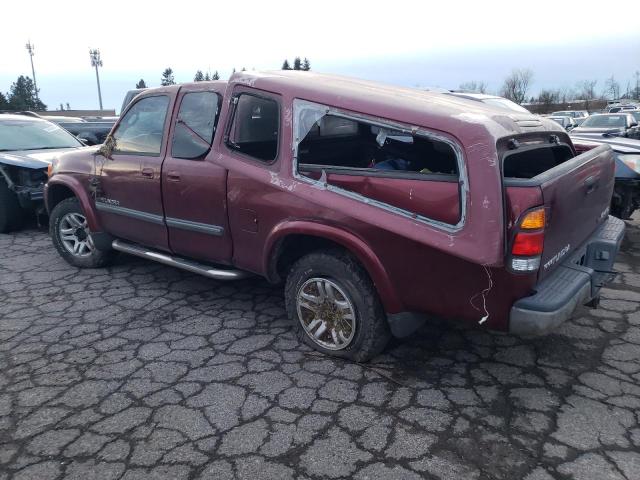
[630,122,638,128]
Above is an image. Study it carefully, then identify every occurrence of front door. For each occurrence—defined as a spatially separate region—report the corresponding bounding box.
[96,93,174,251]
[162,85,233,264]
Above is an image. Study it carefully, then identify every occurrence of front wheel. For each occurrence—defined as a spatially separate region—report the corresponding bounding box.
[0,179,24,233]
[284,250,391,362]
[50,197,113,268]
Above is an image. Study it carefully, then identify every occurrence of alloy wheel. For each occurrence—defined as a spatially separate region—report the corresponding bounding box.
[296,277,357,350]
[59,212,95,257]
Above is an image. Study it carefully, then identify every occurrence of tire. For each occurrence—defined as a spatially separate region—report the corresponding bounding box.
[0,178,24,233]
[285,250,391,362]
[50,197,113,268]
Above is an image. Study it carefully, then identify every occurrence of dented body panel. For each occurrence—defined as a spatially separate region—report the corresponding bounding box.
[46,71,620,333]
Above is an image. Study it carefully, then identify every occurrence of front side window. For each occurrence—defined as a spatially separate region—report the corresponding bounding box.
[113,95,170,155]
[226,94,279,162]
[172,91,220,159]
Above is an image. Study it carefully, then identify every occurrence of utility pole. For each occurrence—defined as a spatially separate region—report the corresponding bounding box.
[89,48,103,110]
[25,41,38,100]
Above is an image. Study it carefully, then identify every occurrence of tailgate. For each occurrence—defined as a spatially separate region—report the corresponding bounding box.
[538,144,615,279]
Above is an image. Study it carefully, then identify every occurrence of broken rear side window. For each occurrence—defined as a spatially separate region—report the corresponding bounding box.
[295,108,462,226]
[297,114,459,178]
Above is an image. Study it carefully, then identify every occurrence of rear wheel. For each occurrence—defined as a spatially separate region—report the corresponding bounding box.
[50,197,113,268]
[285,250,391,362]
[0,179,23,233]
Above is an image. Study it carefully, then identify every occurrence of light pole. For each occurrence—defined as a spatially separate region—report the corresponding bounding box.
[25,41,38,100]
[89,48,103,110]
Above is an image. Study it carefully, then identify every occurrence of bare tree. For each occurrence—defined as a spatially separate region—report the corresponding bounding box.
[458,81,488,94]
[558,86,576,103]
[575,80,597,111]
[499,69,533,104]
[603,75,620,100]
[537,89,559,113]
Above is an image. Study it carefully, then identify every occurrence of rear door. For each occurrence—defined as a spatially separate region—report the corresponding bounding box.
[161,84,233,263]
[538,144,614,279]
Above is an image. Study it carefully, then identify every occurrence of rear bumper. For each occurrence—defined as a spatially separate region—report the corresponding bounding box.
[509,215,625,336]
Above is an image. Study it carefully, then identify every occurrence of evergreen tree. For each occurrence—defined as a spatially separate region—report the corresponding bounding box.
[293,57,302,70]
[212,71,220,80]
[66,102,71,110]
[0,92,9,110]
[282,59,291,70]
[59,103,64,111]
[194,70,205,82]
[161,68,175,86]
[7,76,47,111]
[136,79,147,88]
[204,72,211,81]
[302,58,311,71]
[241,67,246,72]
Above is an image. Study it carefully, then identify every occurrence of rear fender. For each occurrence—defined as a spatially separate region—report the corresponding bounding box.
[263,220,403,313]
[45,174,102,232]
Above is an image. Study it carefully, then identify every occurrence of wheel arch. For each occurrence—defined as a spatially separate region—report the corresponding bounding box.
[264,220,403,313]
[46,175,102,232]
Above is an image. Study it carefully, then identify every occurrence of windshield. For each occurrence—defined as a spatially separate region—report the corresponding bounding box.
[631,111,640,122]
[0,118,82,151]
[580,115,627,128]
[481,98,530,113]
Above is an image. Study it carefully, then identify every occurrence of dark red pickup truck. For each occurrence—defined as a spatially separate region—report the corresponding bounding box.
[45,71,625,361]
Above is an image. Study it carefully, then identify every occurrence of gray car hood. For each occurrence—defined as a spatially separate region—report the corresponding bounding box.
[0,147,85,170]
[570,133,640,153]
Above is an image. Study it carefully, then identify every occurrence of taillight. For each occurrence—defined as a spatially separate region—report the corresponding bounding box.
[511,207,545,272]
[512,231,544,256]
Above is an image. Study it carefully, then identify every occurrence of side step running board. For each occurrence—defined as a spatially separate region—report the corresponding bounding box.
[112,239,250,280]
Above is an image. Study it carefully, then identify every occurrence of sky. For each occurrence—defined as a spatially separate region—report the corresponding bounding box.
[1,0,639,112]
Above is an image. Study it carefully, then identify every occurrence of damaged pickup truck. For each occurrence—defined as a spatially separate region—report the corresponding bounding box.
[45,72,625,361]
[0,114,86,232]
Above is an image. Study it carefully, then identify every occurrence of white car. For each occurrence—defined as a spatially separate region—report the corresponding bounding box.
[445,92,530,113]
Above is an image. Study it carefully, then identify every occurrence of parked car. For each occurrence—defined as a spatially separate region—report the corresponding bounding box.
[551,110,589,119]
[445,92,530,113]
[608,105,638,113]
[46,117,116,146]
[548,115,578,131]
[120,88,146,114]
[45,72,624,360]
[571,132,640,219]
[570,113,640,139]
[0,114,86,232]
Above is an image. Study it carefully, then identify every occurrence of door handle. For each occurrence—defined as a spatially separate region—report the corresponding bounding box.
[141,167,155,178]
[583,175,598,194]
[167,171,181,181]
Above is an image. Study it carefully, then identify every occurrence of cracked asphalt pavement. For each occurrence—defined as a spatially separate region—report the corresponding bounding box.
[1,216,640,480]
